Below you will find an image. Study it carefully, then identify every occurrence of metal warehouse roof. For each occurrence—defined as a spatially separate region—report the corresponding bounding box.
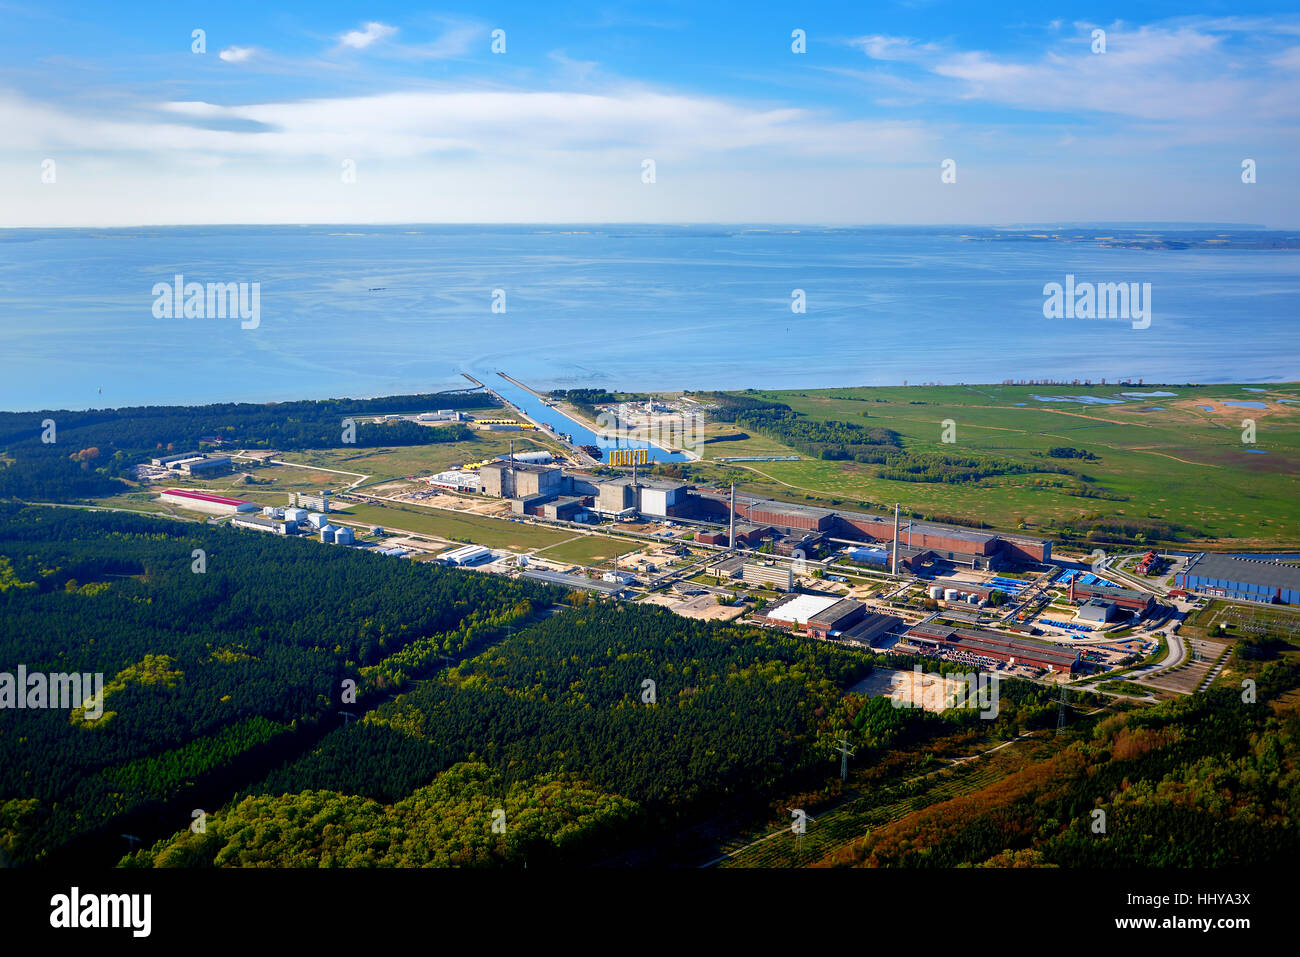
[808,598,865,625]
[161,488,249,506]
[907,622,1080,665]
[1182,553,1300,591]
[520,569,624,593]
[762,593,841,623]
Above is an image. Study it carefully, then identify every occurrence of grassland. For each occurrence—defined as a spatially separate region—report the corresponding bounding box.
[271,430,560,489]
[337,501,574,551]
[681,382,1300,549]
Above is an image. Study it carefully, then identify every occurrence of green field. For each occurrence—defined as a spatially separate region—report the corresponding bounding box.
[274,430,560,488]
[338,500,573,551]
[682,383,1300,548]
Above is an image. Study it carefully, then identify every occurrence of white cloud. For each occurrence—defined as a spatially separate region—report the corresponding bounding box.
[338,21,398,50]
[852,18,1300,124]
[0,87,930,164]
[849,35,940,62]
[218,46,256,63]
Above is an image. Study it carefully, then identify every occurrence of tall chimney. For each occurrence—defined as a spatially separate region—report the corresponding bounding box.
[891,503,900,575]
[729,483,736,548]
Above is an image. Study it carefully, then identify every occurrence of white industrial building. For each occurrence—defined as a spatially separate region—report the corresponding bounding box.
[742,563,795,592]
[233,515,295,535]
[439,544,492,566]
[758,593,841,625]
[296,491,331,512]
[498,451,553,465]
[426,470,481,492]
[158,488,258,515]
[602,570,635,585]
[285,507,307,524]
[638,481,686,518]
[151,451,201,467]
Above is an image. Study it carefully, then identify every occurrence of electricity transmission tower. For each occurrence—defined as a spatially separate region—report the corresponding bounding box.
[835,738,856,782]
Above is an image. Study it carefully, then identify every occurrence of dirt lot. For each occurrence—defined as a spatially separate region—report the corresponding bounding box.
[640,592,747,622]
[848,667,984,712]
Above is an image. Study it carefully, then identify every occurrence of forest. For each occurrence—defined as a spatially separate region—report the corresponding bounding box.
[124,604,1099,867]
[0,504,561,865]
[0,391,489,502]
[823,670,1300,868]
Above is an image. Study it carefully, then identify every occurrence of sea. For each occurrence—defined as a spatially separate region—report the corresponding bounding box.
[1,224,1298,412]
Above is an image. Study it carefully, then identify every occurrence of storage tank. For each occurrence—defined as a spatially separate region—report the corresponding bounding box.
[944,588,959,601]
[335,526,355,545]
[968,594,979,604]
[319,524,337,543]
[928,586,944,600]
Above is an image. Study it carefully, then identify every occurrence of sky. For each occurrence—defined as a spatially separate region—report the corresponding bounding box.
[1,1,1298,226]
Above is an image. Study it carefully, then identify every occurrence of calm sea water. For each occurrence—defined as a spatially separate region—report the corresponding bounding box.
[1,225,1297,412]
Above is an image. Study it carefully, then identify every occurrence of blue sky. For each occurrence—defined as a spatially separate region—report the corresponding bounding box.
[2,1,1298,225]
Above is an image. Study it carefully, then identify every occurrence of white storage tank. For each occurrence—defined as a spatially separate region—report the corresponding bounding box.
[928,586,944,600]
[944,588,959,601]
[319,524,338,543]
[335,526,355,545]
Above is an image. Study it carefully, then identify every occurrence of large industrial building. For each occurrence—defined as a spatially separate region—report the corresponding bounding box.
[685,491,1050,569]
[151,451,201,467]
[1067,579,1155,615]
[756,593,843,628]
[520,568,626,594]
[293,491,332,512]
[1176,553,1300,605]
[427,470,481,492]
[159,488,259,515]
[1077,598,1119,623]
[174,455,231,477]
[755,594,899,644]
[838,612,902,646]
[439,544,492,566]
[742,563,794,592]
[805,598,869,638]
[231,514,296,534]
[418,410,468,422]
[904,622,1082,674]
[150,452,231,476]
[479,461,563,499]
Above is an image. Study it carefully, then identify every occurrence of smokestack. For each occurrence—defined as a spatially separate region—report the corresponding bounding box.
[729,483,736,548]
[891,503,900,575]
